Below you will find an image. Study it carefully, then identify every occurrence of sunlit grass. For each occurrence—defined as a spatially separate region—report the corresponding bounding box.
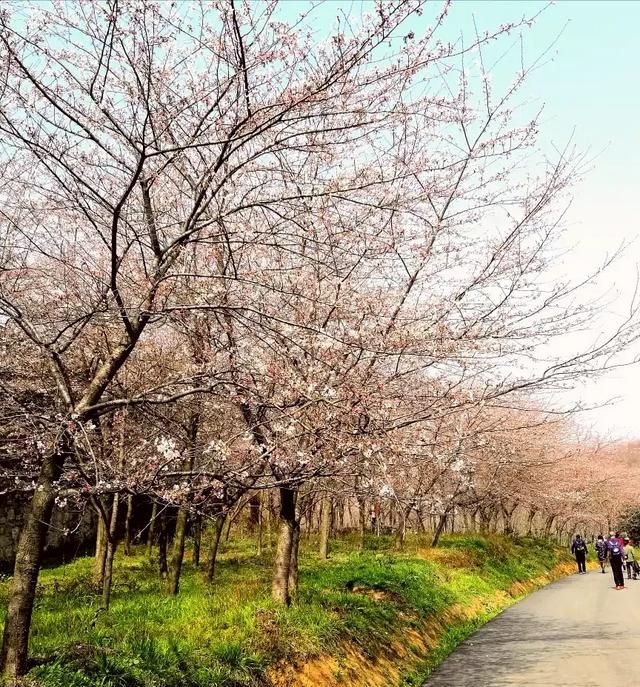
[0,533,571,686]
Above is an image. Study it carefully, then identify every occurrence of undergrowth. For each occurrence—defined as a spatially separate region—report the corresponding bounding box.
[0,534,571,687]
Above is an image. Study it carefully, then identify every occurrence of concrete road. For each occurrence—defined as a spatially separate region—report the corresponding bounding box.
[425,569,640,686]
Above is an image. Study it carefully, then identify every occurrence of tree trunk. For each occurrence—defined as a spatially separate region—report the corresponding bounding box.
[123,494,134,555]
[168,506,189,595]
[415,507,426,533]
[543,513,557,539]
[272,487,297,605]
[502,502,518,536]
[394,519,405,549]
[319,495,332,560]
[206,513,227,582]
[395,505,412,550]
[461,510,470,533]
[147,502,158,558]
[357,496,366,550]
[224,511,234,542]
[479,507,490,534]
[102,411,128,609]
[256,501,263,557]
[158,515,169,578]
[0,441,68,680]
[303,496,314,539]
[193,515,202,568]
[266,490,273,549]
[93,504,108,587]
[168,414,198,594]
[319,500,325,534]
[288,522,300,597]
[489,508,499,533]
[526,508,537,537]
[102,492,120,610]
[247,493,260,534]
[431,513,448,547]
[336,499,344,533]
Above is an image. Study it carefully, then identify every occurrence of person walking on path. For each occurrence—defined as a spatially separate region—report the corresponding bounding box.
[571,534,588,574]
[595,534,608,574]
[607,531,625,589]
[623,538,637,580]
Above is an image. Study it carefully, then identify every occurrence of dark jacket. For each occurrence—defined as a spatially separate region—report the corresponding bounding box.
[595,539,607,560]
[571,537,587,557]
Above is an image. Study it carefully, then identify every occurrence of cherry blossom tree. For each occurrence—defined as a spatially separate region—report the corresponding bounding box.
[1,0,639,677]
[0,0,478,671]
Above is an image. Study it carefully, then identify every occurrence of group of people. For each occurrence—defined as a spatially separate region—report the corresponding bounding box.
[571,532,638,590]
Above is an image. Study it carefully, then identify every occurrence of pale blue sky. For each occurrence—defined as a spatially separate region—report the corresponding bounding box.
[450,2,640,437]
[467,1,640,439]
[451,1,640,195]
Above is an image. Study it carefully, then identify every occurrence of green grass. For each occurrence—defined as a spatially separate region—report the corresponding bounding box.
[0,533,572,687]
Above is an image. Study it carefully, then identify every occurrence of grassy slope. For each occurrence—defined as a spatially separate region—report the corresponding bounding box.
[0,534,573,687]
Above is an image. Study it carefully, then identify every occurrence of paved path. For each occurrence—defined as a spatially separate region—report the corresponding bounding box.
[425,569,640,686]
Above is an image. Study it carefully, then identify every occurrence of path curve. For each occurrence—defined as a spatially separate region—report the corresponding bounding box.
[424,568,640,686]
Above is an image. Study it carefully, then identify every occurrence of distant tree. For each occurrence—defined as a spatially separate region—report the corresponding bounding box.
[617,508,640,542]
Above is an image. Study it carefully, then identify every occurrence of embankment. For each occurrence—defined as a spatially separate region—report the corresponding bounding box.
[0,534,573,687]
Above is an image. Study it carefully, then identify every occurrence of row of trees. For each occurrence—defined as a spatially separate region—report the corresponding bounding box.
[0,0,637,680]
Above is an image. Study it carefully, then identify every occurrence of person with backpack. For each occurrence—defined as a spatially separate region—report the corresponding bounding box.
[571,534,588,574]
[595,534,608,574]
[607,531,625,589]
[623,537,637,580]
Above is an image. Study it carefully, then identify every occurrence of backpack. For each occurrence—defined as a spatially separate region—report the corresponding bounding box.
[609,541,622,558]
[574,540,585,553]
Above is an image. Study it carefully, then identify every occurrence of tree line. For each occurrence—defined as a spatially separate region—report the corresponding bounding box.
[0,1,637,681]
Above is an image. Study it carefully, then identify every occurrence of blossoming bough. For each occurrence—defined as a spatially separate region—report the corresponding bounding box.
[0,0,638,680]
